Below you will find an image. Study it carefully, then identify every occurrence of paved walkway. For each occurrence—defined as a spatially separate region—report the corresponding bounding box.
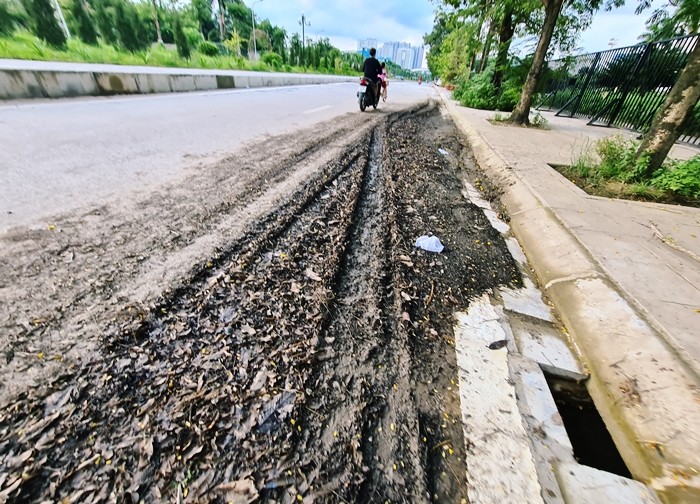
[438,88,700,502]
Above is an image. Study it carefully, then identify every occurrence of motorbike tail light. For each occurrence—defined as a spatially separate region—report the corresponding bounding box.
[360,78,368,85]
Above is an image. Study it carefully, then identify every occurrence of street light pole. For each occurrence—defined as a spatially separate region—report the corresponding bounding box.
[251,0,263,60]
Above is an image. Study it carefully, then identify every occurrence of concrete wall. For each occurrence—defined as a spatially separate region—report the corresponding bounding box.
[0,68,354,100]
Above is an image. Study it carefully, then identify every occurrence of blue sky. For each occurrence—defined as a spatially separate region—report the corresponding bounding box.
[251,0,668,53]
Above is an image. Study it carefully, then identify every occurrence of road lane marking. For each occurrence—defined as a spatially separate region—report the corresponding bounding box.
[302,105,332,114]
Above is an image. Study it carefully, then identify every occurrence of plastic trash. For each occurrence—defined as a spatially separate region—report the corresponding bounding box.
[438,148,449,156]
[415,235,444,253]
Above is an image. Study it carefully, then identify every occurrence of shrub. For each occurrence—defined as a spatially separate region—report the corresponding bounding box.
[453,66,522,112]
[453,69,497,110]
[207,28,220,42]
[198,40,219,56]
[261,51,282,69]
[652,156,700,200]
[184,26,202,48]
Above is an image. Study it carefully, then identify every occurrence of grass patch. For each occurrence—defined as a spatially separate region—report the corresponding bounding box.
[0,30,359,76]
[488,109,550,130]
[554,134,700,206]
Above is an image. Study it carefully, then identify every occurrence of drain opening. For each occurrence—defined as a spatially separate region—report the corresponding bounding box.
[545,374,632,478]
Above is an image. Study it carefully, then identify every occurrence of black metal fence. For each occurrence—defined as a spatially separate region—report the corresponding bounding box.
[538,34,700,145]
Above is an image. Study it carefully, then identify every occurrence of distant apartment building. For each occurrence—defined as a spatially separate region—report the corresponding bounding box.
[359,39,426,70]
[357,38,379,52]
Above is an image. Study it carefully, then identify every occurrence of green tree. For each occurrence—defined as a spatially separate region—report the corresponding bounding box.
[114,0,147,52]
[270,26,287,63]
[638,0,699,42]
[290,32,301,66]
[70,0,98,44]
[633,0,700,174]
[192,0,215,38]
[227,0,252,55]
[509,0,624,125]
[174,16,190,59]
[0,0,28,35]
[28,0,67,47]
[92,0,118,44]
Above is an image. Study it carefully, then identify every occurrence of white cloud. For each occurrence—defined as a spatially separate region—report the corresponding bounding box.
[252,0,434,48]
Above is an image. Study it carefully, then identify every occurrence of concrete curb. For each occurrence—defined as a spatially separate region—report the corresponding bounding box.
[0,66,355,100]
[440,94,700,503]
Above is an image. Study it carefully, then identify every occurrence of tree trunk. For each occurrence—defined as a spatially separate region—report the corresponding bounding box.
[492,7,514,91]
[478,23,494,73]
[151,0,162,43]
[509,0,563,125]
[635,39,700,177]
[217,0,226,41]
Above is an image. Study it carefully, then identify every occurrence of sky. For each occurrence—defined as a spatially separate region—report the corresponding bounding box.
[251,0,668,54]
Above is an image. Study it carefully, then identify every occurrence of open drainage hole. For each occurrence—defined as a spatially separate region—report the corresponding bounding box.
[544,374,632,478]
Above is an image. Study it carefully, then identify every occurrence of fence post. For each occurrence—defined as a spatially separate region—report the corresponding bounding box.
[567,53,601,117]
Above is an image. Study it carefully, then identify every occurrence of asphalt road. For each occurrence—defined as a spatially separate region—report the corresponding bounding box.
[0,81,432,232]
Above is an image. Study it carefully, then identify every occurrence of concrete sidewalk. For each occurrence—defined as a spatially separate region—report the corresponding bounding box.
[438,89,700,503]
[0,58,355,100]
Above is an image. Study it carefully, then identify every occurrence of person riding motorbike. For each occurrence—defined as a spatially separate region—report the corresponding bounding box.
[362,48,382,104]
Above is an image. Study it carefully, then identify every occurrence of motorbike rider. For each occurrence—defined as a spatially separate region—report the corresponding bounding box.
[362,48,383,102]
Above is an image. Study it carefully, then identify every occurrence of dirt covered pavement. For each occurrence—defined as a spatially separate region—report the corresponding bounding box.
[0,103,521,502]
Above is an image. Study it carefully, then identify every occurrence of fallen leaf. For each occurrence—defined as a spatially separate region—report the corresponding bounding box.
[304,268,322,282]
[216,479,259,504]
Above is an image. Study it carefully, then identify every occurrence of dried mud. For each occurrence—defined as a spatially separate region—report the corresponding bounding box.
[0,103,521,503]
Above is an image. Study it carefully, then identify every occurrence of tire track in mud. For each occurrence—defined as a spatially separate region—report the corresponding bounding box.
[0,103,522,503]
[0,111,380,405]
[288,126,429,502]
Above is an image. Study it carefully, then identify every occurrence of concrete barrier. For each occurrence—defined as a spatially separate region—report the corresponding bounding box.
[0,65,355,100]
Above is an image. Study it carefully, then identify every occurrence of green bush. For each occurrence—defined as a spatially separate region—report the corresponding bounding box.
[573,135,700,201]
[184,26,202,48]
[453,67,521,112]
[261,51,282,69]
[595,135,638,180]
[652,156,700,200]
[198,40,219,56]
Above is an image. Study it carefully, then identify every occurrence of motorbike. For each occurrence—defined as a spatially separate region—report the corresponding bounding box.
[357,77,380,112]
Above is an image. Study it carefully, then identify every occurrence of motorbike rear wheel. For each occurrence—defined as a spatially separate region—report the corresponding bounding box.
[359,92,366,112]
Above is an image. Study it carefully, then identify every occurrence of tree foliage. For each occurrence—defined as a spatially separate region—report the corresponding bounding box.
[70,0,98,45]
[114,0,148,52]
[174,16,190,59]
[4,0,356,76]
[0,0,29,35]
[27,0,66,47]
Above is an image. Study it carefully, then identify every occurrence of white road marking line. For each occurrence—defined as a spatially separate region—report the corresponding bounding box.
[302,105,332,114]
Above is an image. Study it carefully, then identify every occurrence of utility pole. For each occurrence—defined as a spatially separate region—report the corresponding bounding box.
[52,0,70,39]
[299,11,310,65]
[251,0,263,60]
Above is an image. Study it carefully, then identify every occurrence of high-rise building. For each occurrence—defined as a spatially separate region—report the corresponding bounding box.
[396,47,414,69]
[357,39,426,69]
[357,38,378,52]
[412,46,425,70]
